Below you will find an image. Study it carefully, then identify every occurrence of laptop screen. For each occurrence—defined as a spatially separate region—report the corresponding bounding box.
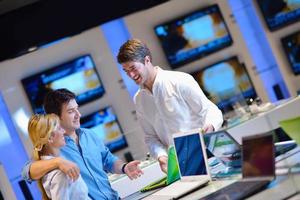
[173,132,208,176]
[242,133,275,178]
[204,130,241,167]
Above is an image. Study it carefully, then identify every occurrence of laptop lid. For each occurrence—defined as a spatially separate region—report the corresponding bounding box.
[172,129,211,181]
[139,146,180,192]
[242,132,275,180]
[166,146,180,184]
[204,130,242,169]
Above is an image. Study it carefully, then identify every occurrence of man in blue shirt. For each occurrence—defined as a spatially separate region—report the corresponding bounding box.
[22,89,143,200]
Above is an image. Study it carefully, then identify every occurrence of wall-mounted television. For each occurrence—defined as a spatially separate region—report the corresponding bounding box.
[154,4,233,69]
[191,56,257,112]
[281,30,300,75]
[80,107,128,152]
[256,0,300,31]
[21,55,105,114]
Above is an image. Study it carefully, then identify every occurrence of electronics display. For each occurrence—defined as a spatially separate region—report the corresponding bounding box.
[21,55,105,114]
[256,0,300,31]
[242,133,274,177]
[281,30,300,75]
[80,107,128,152]
[173,132,208,176]
[192,56,257,112]
[204,130,241,168]
[154,4,232,68]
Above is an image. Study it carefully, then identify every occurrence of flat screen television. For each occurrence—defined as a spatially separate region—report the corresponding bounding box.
[281,30,300,75]
[22,55,105,114]
[80,107,128,152]
[256,0,300,31]
[154,4,233,69]
[191,56,257,112]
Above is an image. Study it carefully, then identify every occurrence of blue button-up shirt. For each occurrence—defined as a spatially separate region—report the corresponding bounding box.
[22,128,119,200]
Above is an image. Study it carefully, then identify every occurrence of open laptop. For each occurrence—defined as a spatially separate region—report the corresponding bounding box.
[205,130,298,168]
[145,129,210,199]
[204,130,241,168]
[140,146,180,192]
[200,132,275,200]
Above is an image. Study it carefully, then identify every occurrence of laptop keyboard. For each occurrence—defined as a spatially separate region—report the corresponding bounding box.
[199,180,270,200]
[140,177,167,192]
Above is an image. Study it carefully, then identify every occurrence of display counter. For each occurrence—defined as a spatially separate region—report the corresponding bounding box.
[227,96,300,144]
[111,96,300,199]
[109,159,165,199]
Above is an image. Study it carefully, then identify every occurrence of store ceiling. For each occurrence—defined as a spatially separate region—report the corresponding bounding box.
[0,0,169,62]
[0,0,40,15]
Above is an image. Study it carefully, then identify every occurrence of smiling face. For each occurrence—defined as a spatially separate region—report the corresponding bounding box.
[122,55,155,87]
[59,99,81,135]
[49,124,66,148]
[122,60,147,85]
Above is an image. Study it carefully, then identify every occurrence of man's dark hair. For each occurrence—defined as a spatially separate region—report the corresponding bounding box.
[117,38,152,64]
[43,88,76,116]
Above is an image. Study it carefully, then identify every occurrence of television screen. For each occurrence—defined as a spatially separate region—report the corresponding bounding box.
[22,55,105,114]
[191,56,257,112]
[154,4,232,68]
[281,30,300,75]
[80,107,128,152]
[256,0,300,31]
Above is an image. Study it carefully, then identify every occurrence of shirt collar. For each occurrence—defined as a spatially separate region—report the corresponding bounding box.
[64,128,83,142]
[40,155,55,160]
[140,66,162,93]
[152,66,163,95]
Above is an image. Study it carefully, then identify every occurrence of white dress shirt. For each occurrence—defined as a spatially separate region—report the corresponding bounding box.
[134,67,223,158]
[41,156,91,200]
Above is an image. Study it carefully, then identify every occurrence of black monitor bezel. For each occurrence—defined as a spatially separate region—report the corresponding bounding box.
[154,4,233,69]
[256,0,300,31]
[281,30,300,75]
[21,54,105,114]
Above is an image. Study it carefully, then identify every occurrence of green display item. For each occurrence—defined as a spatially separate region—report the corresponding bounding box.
[140,146,180,192]
[279,116,300,145]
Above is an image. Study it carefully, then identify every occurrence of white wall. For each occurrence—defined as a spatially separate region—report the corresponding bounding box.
[0,27,148,160]
[1,0,300,162]
[252,1,300,96]
[124,0,269,102]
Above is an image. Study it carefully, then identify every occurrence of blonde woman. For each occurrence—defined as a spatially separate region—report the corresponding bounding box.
[28,114,90,200]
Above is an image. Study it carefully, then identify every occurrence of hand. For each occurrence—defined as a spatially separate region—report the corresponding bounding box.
[57,158,80,181]
[124,160,144,180]
[202,124,215,133]
[158,155,168,173]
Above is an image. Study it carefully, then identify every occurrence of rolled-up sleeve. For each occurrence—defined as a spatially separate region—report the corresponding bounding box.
[101,146,118,173]
[21,161,33,183]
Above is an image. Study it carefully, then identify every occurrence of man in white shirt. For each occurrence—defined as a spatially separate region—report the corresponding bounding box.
[117,39,223,172]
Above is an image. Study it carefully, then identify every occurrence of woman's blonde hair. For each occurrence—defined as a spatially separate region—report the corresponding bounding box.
[28,114,60,200]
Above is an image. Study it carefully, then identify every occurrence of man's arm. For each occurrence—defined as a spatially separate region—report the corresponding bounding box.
[113,159,143,180]
[136,110,167,158]
[136,108,168,173]
[24,158,80,181]
[182,75,223,131]
[112,159,126,174]
[157,155,168,173]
